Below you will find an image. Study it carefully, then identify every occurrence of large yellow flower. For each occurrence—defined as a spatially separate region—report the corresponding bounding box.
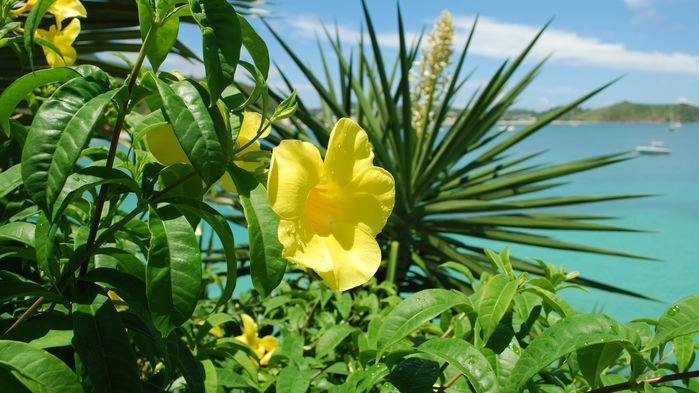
[11,0,86,23]
[35,18,80,67]
[234,314,278,366]
[267,118,395,291]
[145,111,270,190]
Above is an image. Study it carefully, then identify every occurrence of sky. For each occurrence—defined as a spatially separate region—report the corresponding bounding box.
[171,0,699,112]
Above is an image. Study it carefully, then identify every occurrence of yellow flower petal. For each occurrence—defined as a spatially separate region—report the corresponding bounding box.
[35,18,80,67]
[48,0,87,26]
[348,166,396,236]
[322,118,377,186]
[145,124,190,165]
[267,139,322,219]
[306,224,382,291]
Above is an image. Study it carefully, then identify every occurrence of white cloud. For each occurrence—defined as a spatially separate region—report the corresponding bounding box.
[285,13,699,76]
[622,0,652,8]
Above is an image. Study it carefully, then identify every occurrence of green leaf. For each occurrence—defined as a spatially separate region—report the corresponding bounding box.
[238,13,269,79]
[388,357,440,393]
[137,0,180,71]
[147,204,203,337]
[504,313,645,392]
[276,364,313,393]
[0,164,22,199]
[189,0,241,105]
[673,334,695,373]
[0,69,80,136]
[237,171,286,297]
[316,324,357,359]
[174,334,206,393]
[154,77,227,185]
[1,314,72,349]
[167,197,238,307]
[22,0,56,69]
[475,274,518,344]
[0,222,35,247]
[576,342,625,389]
[376,289,473,358]
[201,358,217,393]
[646,293,699,349]
[72,281,141,392]
[418,338,499,393]
[0,340,83,393]
[21,72,116,214]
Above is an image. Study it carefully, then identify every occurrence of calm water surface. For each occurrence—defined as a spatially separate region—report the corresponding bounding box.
[487,122,699,322]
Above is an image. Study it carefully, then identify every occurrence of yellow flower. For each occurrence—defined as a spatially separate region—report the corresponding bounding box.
[47,0,87,26]
[234,314,278,366]
[11,0,86,24]
[145,111,270,190]
[35,18,80,67]
[267,118,395,291]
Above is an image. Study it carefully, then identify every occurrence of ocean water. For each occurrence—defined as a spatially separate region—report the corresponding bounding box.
[487,122,699,323]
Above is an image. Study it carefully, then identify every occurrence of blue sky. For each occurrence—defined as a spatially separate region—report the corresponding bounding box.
[172,0,699,111]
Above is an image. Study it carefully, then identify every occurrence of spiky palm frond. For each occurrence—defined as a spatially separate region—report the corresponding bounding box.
[254,1,655,297]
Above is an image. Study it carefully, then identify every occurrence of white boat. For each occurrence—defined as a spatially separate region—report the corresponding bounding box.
[669,120,682,131]
[498,124,516,132]
[635,141,671,155]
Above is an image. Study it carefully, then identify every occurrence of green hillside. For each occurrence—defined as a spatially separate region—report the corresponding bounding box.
[504,101,699,123]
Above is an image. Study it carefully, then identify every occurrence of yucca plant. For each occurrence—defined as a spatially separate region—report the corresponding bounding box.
[251,1,655,296]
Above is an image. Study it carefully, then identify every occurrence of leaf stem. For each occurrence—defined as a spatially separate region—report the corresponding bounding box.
[2,296,45,336]
[588,370,699,393]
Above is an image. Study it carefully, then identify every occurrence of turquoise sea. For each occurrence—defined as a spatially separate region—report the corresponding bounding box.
[487,121,699,323]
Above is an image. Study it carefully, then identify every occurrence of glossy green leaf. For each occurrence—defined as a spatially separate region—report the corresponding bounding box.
[52,166,140,222]
[0,222,35,247]
[0,164,22,199]
[673,334,695,373]
[0,340,83,393]
[646,293,699,349]
[21,72,115,214]
[154,77,227,185]
[0,68,80,135]
[504,313,644,392]
[237,173,285,297]
[238,13,269,79]
[476,274,517,344]
[147,204,202,337]
[72,281,140,392]
[418,338,499,393]
[316,324,357,359]
[389,357,440,393]
[137,0,180,71]
[520,286,577,318]
[1,314,72,349]
[167,197,238,307]
[576,342,625,389]
[376,289,473,357]
[189,0,241,105]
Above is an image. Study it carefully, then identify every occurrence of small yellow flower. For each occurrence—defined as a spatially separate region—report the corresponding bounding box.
[35,18,80,67]
[11,0,86,23]
[47,0,87,26]
[145,111,270,190]
[267,118,395,291]
[234,314,278,366]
